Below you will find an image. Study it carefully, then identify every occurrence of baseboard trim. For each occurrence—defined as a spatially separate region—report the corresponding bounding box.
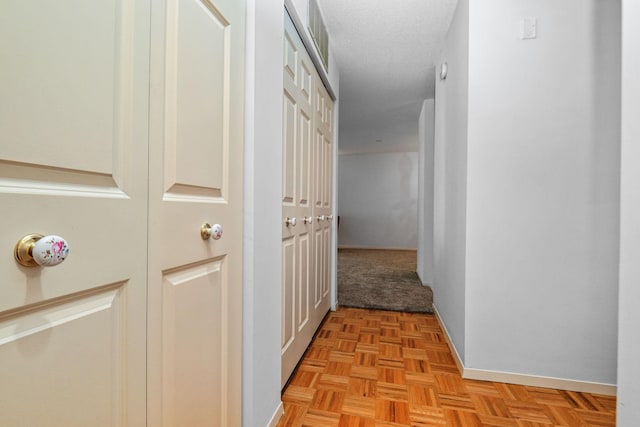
[432,304,617,396]
[433,303,464,375]
[463,368,616,396]
[338,245,417,251]
[267,401,284,427]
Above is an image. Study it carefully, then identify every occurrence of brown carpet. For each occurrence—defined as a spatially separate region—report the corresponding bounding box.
[337,248,434,313]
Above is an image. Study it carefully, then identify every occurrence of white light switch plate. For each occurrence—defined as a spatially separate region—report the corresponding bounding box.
[520,17,537,39]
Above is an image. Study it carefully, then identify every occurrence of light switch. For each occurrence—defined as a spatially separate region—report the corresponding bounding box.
[520,17,537,40]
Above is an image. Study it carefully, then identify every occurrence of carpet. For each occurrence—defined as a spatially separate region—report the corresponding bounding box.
[337,248,434,313]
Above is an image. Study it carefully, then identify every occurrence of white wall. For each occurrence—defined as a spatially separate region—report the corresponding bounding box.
[338,152,418,249]
[289,0,309,43]
[617,0,640,423]
[464,0,620,385]
[243,1,283,425]
[433,0,469,361]
[417,99,435,285]
[243,3,340,425]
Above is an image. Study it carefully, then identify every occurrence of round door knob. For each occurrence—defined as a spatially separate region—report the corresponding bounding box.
[303,216,312,225]
[327,215,334,220]
[316,215,325,222]
[14,234,70,267]
[285,217,297,227]
[201,223,223,240]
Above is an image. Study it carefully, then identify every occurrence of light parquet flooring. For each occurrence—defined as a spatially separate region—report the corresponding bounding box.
[277,308,616,427]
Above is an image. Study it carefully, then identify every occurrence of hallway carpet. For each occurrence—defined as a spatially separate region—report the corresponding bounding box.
[338,249,433,313]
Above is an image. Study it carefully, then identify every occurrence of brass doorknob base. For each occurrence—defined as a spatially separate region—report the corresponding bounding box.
[14,234,44,267]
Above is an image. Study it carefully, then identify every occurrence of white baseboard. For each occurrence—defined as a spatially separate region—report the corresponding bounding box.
[338,245,417,251]
[432,304,617,396]
[267,401,284,427]
[463,368,616,396]
[433,304,464,374]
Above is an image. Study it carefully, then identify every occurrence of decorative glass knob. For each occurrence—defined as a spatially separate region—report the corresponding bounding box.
[285,217,297,227]
[303,216,312,225]
[327,215,334,220]
[317,215,325,222]
[201,223,223,240]
[14,234,70,267]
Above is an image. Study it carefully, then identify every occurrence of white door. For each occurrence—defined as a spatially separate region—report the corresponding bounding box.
[147,0,245,425]
[0,1,150,425]
[281,14,333,387]
[313,74,333,327]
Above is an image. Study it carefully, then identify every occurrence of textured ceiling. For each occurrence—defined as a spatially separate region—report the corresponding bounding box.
[318,0,458,154]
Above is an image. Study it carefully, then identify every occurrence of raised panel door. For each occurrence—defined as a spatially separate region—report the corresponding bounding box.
[281,12,333,387]
[313,77,333,322]
[281,14,316,386]
[0,1,151,425]
[147,0,244,425]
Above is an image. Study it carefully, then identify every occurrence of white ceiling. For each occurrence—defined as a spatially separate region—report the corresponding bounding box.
[318,0,458,154]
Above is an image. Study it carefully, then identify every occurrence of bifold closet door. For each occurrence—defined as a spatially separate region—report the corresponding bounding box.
[0,0,245,425]
[147,0,245,425]
[0,1,151,425]
[281,13,333,387]
[313,74,333,330]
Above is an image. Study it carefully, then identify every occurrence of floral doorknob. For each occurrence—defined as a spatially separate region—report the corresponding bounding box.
[33,235,70,266]
[14,234,70,267]
[200,223,223,240]
[210,224,223,240]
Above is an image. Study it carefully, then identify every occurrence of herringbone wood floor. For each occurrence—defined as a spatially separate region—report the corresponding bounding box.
[277,308,616,427]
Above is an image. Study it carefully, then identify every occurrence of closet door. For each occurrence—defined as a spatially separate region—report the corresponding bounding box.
[0,1,150,425]
[147,0,245,425]
[313,76,333,327]
[281,13,333,387]
[282,14,316,387]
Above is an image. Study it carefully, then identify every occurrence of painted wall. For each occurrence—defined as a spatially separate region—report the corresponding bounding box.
[417,99,435,285]
[433,0,469,362]
[243,1,283,425]
[617,0,640,422]
[338,152,418,249]
[289,0,309,42]
[463,0,621,385]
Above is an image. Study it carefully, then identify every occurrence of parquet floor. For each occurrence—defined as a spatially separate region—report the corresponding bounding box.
[277,308,616,427]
